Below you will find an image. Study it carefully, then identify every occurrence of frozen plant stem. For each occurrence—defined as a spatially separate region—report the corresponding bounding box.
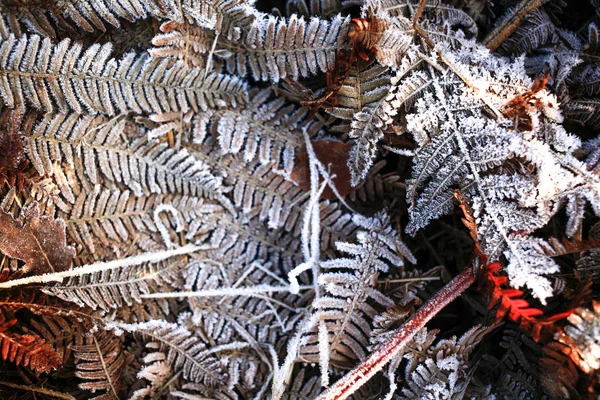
[0,244,201,288]
[483,0,548,51]
[316,267,476,400]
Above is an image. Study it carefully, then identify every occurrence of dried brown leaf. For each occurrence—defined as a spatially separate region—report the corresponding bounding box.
[291,139,353,199]
[0,203,75,274]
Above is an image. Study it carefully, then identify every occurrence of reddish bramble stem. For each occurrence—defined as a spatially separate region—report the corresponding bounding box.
[316,267,476,400]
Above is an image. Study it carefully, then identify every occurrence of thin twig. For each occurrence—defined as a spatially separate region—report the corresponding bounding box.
[0,381,75,400]
[483,0,549,52]
[0,244,201,288]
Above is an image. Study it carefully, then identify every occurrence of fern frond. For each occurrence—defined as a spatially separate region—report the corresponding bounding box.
[151,14,350,82]
[186,211,293,272]
[573,61,600,96]
[26,113,230,203]
[300,211,415,368]
[28,314,76,363]
[479,261,574,342]
[186,137,358,269]
[373,21,414,69]
[129,351,172,400]
[112,320,248,386]
[0,2,58,37]
[184,189,356,276]
[0,290,92,363]
[328,63,390,122]
[399,358,467,399]
[369,303,492,399]
[381,0,477,36]
[196,137,357,241]
[396,325,491,399]
[63,185,222,253]
[388,70,431,113]
[0,35,247,115]
[0,0,256,34]
[398,31,600,302]
[369,305,436,360]
[182,260,302,346]
[325,52,428,185]
[73,331,125,400]
[0,12,25,39]
[481,328,550,399]
[501,10,558,55]
[325,62,392,185]
[491,371,550,400]
[0,310,62,374]
[189,88,313,177]
[178,313,269,392]
[43,257,184,314]
[346,92,398,186]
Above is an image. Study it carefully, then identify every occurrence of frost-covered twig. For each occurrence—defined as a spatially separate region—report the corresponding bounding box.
[272,319,307,400]
[154,203,184,249]
[0,244,201,288]
[140,285,312,298]
[287,129,327,295]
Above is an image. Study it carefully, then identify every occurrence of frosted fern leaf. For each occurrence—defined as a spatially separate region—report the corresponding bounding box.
[110,320,246,386]
[0,0,257,35]
[0,35,247,115]
[43,258,184,313]
[151,13,350,82]
[26,113,231,203]
[300,211,415,368]
[397,29,600,302]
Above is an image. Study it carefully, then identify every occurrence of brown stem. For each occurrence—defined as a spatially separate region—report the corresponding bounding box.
[316,267,476,400]
[412,0,436,50]
[483,0,548,52]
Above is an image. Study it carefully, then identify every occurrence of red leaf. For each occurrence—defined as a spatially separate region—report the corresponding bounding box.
[478,262,570,342]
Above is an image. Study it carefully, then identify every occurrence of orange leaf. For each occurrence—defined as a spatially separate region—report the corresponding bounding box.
[0,320,61,374]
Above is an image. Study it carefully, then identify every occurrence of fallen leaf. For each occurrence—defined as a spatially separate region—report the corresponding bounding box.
[0,203,75,274]
[291,139,353,199]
